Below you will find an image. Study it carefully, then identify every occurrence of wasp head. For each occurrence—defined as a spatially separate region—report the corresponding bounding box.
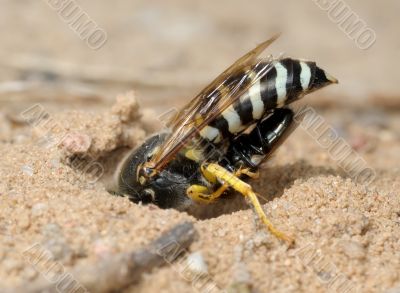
[117,133,193,210]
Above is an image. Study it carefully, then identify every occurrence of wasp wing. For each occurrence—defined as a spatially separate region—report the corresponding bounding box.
[149,34,280,172]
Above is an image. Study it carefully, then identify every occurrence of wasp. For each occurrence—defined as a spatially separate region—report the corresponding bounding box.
[117,35,337,244]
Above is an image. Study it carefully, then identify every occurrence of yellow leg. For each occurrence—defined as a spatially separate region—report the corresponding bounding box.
[187,183,229,204]
[204,163,294,245]
[237,167,259,179]
[188,167,259,204]
[187,166,258,204]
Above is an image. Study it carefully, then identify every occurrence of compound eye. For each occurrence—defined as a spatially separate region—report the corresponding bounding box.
[141,188,156,203]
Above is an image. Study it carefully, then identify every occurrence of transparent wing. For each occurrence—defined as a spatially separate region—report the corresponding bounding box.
[147,34,281,173]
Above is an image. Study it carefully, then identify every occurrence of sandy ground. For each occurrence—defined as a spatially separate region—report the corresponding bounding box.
[1,93,400,293]
[1,1,400,293]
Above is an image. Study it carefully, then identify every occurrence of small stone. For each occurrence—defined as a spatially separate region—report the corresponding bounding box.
[186,251,208,277]
[21,165,34,176]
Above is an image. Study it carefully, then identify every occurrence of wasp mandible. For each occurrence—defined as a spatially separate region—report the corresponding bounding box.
[117,34,338,244]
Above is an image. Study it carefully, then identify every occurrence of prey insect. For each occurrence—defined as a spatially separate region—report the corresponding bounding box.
[117,34,337,244]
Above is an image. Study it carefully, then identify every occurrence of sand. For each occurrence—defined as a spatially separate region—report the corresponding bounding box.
[0,91,399,292]
[1,1,400,292]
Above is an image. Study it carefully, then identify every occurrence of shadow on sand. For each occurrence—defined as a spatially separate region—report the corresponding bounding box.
[187,161,344,220]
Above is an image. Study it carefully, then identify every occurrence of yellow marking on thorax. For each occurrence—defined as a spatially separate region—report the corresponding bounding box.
[184,148,204,162]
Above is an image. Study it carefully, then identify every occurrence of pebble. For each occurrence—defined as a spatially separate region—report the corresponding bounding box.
[186,251,208,277]
[21,165,34,177]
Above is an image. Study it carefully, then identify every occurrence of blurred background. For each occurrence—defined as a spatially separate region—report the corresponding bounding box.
[1,0,399,114]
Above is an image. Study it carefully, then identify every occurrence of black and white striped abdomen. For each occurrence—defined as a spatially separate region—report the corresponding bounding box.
[199,58,337,144]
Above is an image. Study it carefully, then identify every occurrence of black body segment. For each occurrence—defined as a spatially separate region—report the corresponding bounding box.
[224,108,296,170]
[260,63,278,109]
